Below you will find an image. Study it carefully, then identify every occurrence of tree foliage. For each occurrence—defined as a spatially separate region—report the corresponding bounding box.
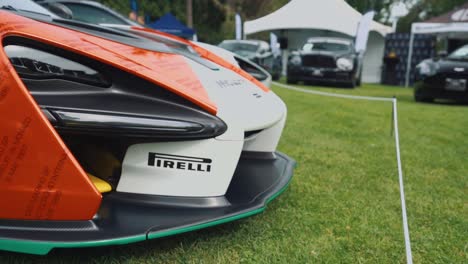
[97,0,225,43]
[97,0,468,42]
[397,0,468,32]
[97,0,294,43]
[345,0,393,22]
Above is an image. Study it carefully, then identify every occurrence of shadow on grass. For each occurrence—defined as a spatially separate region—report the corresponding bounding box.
[279,82,413,101]
[296,81,353,89]
[276,81,468,107]
[417,99,468,107]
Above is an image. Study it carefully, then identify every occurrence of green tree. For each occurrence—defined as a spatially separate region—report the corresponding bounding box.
[397,0,468,32]
[345,0,394,22]
[94,0,467,42]
[96,0,226,43]
[193,0,226,43]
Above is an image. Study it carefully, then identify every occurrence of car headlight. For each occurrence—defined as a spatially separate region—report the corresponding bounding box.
[5,43,227,139]
[337,57,354,71]
[5,45,110,87]
[289,55,301,66]
[417,62,438,77]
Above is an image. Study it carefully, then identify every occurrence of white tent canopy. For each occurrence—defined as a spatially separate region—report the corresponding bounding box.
[244,0,393,84]
[244,0,392,38]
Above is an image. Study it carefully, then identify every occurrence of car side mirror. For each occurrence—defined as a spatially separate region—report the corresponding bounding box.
[47,3,74,19]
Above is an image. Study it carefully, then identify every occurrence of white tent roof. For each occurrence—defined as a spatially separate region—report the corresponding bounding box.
[412,22,468,34]
[244,0,392,37]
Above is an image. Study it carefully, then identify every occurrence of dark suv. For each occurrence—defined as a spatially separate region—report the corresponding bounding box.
[287,37,363,88]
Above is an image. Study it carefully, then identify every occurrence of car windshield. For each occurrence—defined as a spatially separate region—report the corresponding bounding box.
[219,42,259,54]
[57,3,130,25]
[0,0,56,17]
[0,0,214,69]
[448,45,468,59]
[302,41,351,52]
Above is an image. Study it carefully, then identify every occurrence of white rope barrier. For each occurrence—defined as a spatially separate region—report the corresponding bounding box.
[273,82,413,264]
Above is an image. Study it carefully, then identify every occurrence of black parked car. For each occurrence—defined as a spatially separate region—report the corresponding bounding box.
[287,37,363,88]
[414,45,468,103]
[219,40,282,80]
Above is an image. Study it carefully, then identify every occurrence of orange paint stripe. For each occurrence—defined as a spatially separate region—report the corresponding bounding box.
[0,12,216,114]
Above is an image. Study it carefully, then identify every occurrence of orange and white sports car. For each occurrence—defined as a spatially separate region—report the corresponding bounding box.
[0,0,294,255]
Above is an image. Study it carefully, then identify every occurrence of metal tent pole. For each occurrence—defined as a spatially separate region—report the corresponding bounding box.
[405,32,415,87]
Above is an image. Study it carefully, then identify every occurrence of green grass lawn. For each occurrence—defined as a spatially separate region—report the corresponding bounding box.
[1,83,466,263]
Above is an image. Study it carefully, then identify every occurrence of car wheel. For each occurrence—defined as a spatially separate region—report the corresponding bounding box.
[356,73,362,87]
[415,95,434,103]
[346,79,356,88]
[272,73,280,81]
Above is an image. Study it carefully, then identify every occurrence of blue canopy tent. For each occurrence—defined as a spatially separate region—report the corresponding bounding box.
[147,13,196,39]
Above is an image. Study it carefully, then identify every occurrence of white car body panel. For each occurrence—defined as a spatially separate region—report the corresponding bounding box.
[118,137,244,197]
[196,42,272,88]
[117,57,286,197]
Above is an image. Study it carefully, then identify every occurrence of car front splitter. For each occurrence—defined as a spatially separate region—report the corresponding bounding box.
[0,152,295,255]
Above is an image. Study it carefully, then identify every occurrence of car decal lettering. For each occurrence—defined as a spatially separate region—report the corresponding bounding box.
[148,153,212,172]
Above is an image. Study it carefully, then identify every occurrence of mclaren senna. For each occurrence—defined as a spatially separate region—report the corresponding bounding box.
[0,1,294,255]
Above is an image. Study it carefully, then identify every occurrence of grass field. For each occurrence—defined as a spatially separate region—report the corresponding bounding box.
[1,83,466,263]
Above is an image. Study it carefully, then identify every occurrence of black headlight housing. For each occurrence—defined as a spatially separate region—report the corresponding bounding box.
[4,36,227,140]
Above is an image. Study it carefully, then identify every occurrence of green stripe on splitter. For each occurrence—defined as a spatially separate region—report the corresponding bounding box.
[0,173,292,255]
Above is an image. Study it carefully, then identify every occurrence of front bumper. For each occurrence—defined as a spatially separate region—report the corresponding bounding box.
[0,152,295,255]
[415,79,468,101]
[288,66,354,83]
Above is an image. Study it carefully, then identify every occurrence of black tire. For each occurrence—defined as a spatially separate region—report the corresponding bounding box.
[346,79,356,89]
[357,68,363,87]
[415,95,434,103]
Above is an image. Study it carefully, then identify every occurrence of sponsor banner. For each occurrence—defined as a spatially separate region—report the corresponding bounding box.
[355,11,375,52]
[235,13,242,40]
[270,33,280,56]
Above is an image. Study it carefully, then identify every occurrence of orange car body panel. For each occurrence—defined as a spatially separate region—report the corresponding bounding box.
[0,11,217,221]
[0,12,216,114]
[0,33,102,220]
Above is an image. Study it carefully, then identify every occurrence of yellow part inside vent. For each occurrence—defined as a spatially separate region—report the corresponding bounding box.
[87,173,112,193]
